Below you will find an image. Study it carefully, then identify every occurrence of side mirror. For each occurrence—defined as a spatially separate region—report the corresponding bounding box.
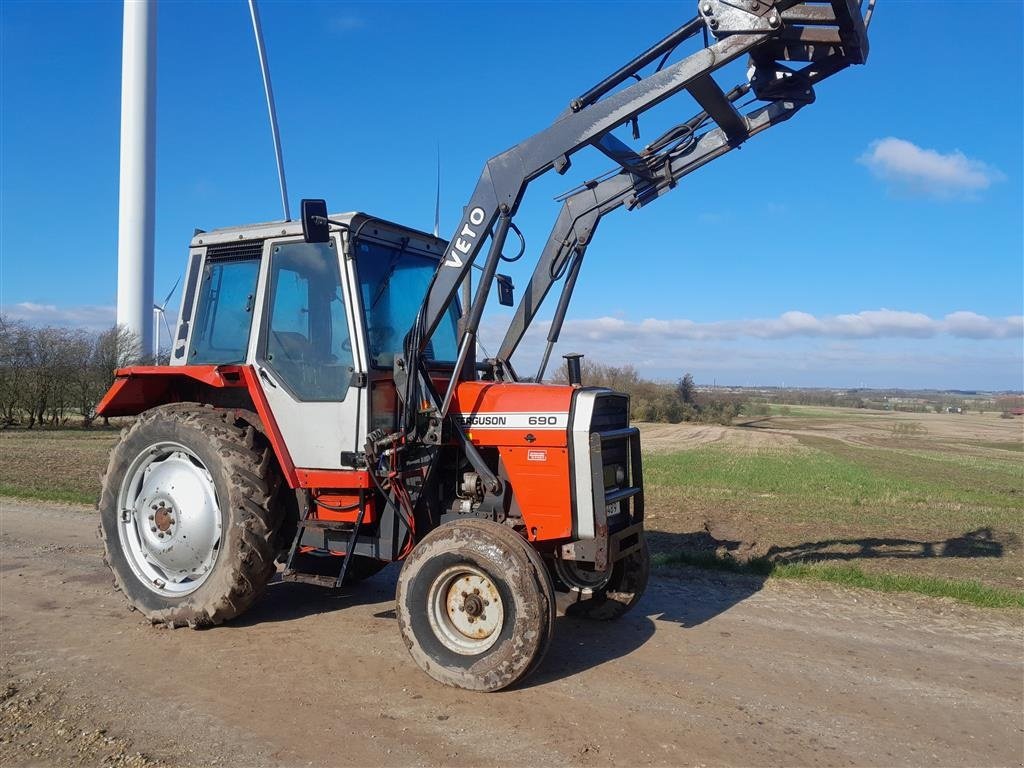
[301,199,330,243]
[496,274,515,307]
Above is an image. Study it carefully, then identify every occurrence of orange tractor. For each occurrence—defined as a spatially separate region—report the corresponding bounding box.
[97,1,872,690]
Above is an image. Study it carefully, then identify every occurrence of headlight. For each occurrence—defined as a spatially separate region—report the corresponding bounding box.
[603,464,627,488]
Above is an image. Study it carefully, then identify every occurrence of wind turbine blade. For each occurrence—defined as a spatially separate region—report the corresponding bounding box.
[160,275,181,309]
[433,146,441,238]
[160,310,173,346]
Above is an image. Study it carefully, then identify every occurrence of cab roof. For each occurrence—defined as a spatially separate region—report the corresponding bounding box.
[189,211,445,251]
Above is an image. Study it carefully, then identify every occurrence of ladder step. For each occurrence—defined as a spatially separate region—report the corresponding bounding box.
[281,570,341,588]
[299,518,354,532]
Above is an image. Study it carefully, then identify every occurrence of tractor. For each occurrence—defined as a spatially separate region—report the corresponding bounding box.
[97,0,873,690]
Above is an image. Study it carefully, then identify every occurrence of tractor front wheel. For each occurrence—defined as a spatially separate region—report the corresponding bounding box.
[555,536,650,621]
[395,519,554,691]
[98,404,283,628]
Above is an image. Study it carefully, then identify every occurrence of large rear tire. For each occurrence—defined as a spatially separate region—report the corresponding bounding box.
[556,536,650,621]
[396,520,554,691]
[98,404,283,628]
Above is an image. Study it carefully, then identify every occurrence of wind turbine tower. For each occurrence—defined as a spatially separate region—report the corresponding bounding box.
[116,0,156,356]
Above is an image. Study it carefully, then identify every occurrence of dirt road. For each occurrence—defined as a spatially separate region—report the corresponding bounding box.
[2,500,1021,767]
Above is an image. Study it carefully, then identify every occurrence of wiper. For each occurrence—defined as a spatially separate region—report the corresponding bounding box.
[369,237,410,310]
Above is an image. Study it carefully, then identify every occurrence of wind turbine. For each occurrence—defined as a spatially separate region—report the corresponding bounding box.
[152,276,181,362]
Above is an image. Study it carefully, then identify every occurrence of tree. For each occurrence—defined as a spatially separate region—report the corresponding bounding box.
[676,372,696,405]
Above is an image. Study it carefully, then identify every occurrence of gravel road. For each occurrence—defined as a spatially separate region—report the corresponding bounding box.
[1,499,1021,767]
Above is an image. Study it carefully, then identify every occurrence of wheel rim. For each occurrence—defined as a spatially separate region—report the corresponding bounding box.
[426,565,504,656]
[553,556,612,595]
[116,441,222,597]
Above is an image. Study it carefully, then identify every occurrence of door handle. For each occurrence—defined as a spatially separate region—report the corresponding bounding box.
[258,366,278,388]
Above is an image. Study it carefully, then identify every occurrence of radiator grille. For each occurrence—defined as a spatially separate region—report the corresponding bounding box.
[590,393,629,431]
[591,393,630,468]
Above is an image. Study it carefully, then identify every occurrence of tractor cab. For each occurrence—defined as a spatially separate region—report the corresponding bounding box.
[173,213,460,468]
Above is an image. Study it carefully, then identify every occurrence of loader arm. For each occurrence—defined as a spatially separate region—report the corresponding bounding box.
[402,0,873,438]
[497,52,854,374]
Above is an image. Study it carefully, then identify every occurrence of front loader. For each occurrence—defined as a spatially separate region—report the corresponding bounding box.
[96,0,874,691]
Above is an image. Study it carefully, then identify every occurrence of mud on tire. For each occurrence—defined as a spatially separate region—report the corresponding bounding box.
[98,403,283,628]
[396,519,555,692]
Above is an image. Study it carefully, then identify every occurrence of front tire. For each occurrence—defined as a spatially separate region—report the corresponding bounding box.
[396,520,554,692]
[98,404,283,627]
[557,536,650,621]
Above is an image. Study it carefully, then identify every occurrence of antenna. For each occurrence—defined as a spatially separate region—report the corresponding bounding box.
[248,0,291,221]
[152,275,181,361]
[433,145,441,238]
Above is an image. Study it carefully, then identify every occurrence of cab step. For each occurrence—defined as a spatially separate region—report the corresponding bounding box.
[280,571,345,589]
[281,491,368,589]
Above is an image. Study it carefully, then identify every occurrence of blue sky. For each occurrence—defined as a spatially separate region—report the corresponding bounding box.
[2,1,1021,390]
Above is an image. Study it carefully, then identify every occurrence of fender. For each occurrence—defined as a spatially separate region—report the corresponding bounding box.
[96,365,249,417]
[96,365,366,492]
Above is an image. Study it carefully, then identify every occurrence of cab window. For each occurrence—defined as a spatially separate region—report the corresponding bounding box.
[189,256,260,365]
[261,241,355,401]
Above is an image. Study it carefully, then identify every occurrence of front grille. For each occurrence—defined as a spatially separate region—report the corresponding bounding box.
[590,393,629,432]
[206,240,264,263]
[592,393,629,470]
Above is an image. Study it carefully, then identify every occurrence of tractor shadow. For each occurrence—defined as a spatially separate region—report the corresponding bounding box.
[525,569,767,688]
[650,525,1011,566]
[230,565,401,627]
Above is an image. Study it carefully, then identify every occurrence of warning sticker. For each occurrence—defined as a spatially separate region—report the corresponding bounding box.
[527,449,548,462]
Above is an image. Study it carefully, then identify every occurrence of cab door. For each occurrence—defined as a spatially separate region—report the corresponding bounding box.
[250,237,365,469]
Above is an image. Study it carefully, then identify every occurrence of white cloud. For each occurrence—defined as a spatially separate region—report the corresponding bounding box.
[1,302,116,329]
[481,308,1023,388]
[859,137,1004,199]
[552,309,1022,343]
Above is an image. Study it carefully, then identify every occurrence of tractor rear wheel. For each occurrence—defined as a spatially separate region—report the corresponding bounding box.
[556,535,650,621]
[98,404,283,628]
[395,519,554,691]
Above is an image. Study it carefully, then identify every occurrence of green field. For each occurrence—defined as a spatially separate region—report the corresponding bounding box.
[2,408,1022,607]
[642,408,1024,605]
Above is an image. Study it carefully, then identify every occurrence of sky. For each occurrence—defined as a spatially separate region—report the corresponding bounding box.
[1,0,1022,390]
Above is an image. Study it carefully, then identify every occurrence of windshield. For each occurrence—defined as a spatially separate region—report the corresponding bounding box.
[356,239,459,369]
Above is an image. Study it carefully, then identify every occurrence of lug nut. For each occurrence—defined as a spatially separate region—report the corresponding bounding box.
[473,588,480,595]
[483,600,490,606]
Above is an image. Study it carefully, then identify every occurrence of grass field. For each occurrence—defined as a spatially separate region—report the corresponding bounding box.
[642,407,1024,604]
[1,407,1022,606]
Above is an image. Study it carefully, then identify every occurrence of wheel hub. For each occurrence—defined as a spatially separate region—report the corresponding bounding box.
[153,503,174,533]
[428,567,504,654]
[117,443,222,596]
